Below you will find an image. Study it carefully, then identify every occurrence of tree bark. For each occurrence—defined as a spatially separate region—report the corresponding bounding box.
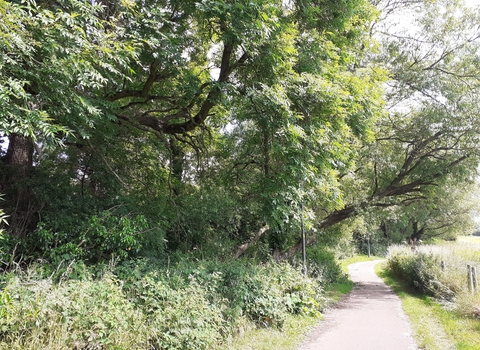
[3,134,34,174]
[262,126,269,178]
[1,134,37,237]
[234,225,270,259]
[380,221,389,238]
[410,221,425,241]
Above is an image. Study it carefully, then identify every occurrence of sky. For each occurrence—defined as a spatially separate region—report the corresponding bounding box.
[466,0,480,5]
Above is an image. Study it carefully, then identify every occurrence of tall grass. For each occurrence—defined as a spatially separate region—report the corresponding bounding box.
[386,242,480,318]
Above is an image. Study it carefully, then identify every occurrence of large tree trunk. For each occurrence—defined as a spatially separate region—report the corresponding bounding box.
[234,225,270,259]
[3,134,34,173]
[380,221,389,238]
[1,134,37,237]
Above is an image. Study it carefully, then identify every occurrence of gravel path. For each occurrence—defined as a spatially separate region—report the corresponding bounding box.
[299,260,418,350]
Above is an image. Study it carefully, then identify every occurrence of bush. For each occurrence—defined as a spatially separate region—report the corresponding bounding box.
[117,259,325,329]
[0,201,167,269]
[0,274,147,349]
[387,243,480,314]
[0,257,326,349]
[32,212,153,263]
[306,247,344,284]
[234,263,323,328]
[134,277,227,349]
[387,245,455,299]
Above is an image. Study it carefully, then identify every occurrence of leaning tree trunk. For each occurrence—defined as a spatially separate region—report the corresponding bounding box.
[1,134,37,237]
[409,221,425,241]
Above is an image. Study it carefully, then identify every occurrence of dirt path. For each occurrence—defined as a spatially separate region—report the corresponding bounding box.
[299,260,417,350]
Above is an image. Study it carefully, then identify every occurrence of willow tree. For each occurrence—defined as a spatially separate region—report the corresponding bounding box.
[279,0,480,258]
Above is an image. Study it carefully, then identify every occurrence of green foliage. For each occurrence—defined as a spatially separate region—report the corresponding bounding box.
[306,247,345,284]
[0,274,146,349]
[115,258,325,329]
[353,232,390,257]
[387,248,453,299]
[0,0,136,141]
[0,258,325,349]
[2,0,479,304]
[0,0,386,259]
[0,176,144,267]
[30,211,155,263]
[4,3,480,347]
[131,277,227,349]
[387,243,480,310]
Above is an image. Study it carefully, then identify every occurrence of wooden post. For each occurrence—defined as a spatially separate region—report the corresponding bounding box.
[468,264,474,293]
[441,261,446,271]
[301,200,307,277]
[472,266,478,292]
[367,235,371,258]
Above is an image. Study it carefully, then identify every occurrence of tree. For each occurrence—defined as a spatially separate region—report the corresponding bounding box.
[1,0,385,259]
[4,0,478,263]
[0,0,139,236]
[377,178,479,242]
[280,0,480,258]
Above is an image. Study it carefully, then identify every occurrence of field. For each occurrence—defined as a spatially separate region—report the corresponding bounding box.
[457,235,480,244]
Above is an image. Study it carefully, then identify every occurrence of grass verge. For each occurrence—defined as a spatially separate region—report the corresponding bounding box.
[225,315,319,350]
[375,261,480,350]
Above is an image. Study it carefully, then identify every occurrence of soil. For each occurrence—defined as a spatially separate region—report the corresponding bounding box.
[298,260,418,350]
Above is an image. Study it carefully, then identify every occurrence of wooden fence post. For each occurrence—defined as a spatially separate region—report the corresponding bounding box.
[468,264,474,293]
[472,266,478,292]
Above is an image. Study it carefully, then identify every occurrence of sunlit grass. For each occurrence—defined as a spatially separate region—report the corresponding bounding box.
[457,235,480,244]
[225,315,319,350]
[339,254,385,274]
[376,260,480,350]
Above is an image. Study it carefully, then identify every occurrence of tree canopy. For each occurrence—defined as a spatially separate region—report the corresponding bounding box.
[1,0,479,263]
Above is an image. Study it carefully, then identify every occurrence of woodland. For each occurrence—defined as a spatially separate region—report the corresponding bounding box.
[2,0,480,348]
[1,0,480,270]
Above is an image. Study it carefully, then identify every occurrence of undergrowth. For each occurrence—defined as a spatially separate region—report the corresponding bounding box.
[0,258,327,349]
[384,243,480,349]
[387,243,480,316]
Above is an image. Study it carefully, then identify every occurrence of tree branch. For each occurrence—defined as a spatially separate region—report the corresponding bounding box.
[234,225,270,259]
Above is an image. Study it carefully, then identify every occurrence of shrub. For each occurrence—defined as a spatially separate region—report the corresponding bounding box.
[306,247,344,284]
[387,245,455,299]
[118,259,325,329]
[134,277,228,349]
[0,257,326,349]
[387,243,480,315]
[32,212,151,263]
[0,274,147,349]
